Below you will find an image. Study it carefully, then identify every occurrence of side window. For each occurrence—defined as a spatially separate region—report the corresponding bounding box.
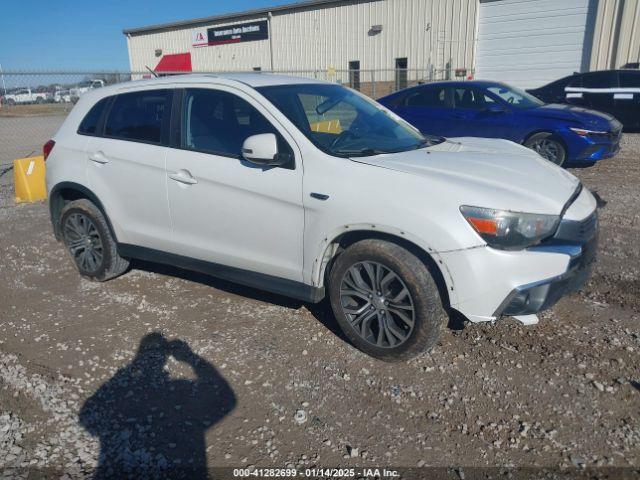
[454,87,488,109]
[183,88,293,161]
[104,89,172,144]
[78,97,110,135]
[619,71,640,88]
[582,71,618,88]
[404,87,447,107]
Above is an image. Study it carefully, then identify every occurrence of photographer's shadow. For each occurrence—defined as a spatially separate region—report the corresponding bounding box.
[79,332,235,479]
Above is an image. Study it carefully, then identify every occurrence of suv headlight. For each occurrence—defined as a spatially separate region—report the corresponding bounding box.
[460,206,560,250]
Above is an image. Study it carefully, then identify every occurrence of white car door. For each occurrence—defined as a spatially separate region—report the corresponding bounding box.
[165,86,304,282]
[85,89,173,251]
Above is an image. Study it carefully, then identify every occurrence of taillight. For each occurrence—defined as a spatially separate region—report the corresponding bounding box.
[43,139,55,161]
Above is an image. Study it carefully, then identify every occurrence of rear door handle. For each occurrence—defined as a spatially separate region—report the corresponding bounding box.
[88,151,109,164]
[169,169,198,185]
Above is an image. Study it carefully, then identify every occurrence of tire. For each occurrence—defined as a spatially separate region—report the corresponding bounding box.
[35,97,44,104]
[59,199,129,282]
[524,132,567,166]
[328,239,447,361]
[6,99,15,106]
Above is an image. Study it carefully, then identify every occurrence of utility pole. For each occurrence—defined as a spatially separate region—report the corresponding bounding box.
[0,63,7,96]
[267,12,275,72]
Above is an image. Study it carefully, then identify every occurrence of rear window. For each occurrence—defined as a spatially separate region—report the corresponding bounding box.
[104,90,172,144]
[78,97,110,135]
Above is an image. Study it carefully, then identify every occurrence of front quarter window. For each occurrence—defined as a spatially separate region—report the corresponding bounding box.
[257,84,437,157]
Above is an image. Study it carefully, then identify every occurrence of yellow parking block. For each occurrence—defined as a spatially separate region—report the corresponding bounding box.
[14,156,46,203]
[310,119,342,134]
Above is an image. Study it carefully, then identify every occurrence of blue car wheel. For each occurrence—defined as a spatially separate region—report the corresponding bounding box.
[524,132,567,166]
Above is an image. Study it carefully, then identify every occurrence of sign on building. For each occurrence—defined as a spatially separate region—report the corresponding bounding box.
[192,29,208,47]
[193,20,269,47]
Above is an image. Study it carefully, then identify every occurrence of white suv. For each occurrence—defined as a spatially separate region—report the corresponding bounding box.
[45,74,598,361]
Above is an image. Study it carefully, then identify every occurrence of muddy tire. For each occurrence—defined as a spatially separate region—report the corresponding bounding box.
[60,199,129,281]
[328,239,447,362]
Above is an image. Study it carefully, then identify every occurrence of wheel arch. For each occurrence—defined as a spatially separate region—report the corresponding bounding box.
[523,129,568,149]
[49,182,118,242]
[313,227,456,310]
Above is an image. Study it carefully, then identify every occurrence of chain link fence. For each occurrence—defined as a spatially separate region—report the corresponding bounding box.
[0,68,473,191]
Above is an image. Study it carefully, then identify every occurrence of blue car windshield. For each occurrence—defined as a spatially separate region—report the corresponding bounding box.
[488,84,544,109]
[257,84,442,157]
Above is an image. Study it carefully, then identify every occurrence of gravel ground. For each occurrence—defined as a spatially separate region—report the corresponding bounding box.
[0,125,638,477]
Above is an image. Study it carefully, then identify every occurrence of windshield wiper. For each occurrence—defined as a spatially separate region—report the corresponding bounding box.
[335,148,386,157]
[418,136,446,148]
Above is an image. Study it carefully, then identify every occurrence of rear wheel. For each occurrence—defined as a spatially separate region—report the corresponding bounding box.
[524,132,567,166]
[60,199,129,281]
[328,240,447,361]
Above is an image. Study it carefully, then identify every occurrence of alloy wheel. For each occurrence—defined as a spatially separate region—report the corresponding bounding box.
[339,261,415,348]
[63,213,104,273]
[530,138,562,164]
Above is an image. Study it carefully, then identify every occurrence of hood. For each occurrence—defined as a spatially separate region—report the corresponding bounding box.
[526,103,618,129]
[351,137,581,215]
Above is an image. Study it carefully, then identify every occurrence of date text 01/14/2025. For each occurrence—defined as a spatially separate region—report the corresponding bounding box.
[232,467,400,478]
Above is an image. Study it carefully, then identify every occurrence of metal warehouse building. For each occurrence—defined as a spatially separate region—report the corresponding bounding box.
[124,0,640,91]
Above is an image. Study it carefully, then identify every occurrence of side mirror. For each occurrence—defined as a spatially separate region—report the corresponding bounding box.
[486,103,505,113]
[241,133,286,167]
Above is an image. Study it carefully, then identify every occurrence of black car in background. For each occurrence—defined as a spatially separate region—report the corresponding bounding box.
[527,70,640,131]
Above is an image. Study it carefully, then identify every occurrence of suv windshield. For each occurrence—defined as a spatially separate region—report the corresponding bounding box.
[487,83,544,109]
[257,83,440,157]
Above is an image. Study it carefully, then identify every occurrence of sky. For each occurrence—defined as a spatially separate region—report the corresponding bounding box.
[0,0,303,71]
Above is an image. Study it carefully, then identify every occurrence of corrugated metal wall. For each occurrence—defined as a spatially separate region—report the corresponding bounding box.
[126,0,478,79]
[590,0,640,69]
[271,0,477,75]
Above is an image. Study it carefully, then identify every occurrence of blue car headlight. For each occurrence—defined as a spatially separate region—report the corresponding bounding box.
[569,127,608,137]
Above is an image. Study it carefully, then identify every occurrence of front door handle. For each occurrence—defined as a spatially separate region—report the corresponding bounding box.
[169,169,198,185]
[88,151,109,164]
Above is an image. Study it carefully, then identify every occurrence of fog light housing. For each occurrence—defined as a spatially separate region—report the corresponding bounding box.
[501,283,552,316]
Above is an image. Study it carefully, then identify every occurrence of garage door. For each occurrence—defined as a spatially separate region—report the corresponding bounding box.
[475,0,593,89]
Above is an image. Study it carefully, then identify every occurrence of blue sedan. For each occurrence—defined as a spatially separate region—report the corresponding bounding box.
[379,80,622,166]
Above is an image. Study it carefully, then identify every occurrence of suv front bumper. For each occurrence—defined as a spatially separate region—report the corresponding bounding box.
[441,193,598,324]
[493,233,597,317]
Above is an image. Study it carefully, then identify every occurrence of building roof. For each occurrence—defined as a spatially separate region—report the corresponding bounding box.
[123,0,367,36]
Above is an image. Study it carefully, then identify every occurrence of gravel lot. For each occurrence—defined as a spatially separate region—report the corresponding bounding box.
[0,115,638,477]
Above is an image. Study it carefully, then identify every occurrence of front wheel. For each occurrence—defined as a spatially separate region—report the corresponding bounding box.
[328,240,447,361]
[524,132,567,166]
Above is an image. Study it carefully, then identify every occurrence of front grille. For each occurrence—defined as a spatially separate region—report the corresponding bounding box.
[553,211,598,243]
